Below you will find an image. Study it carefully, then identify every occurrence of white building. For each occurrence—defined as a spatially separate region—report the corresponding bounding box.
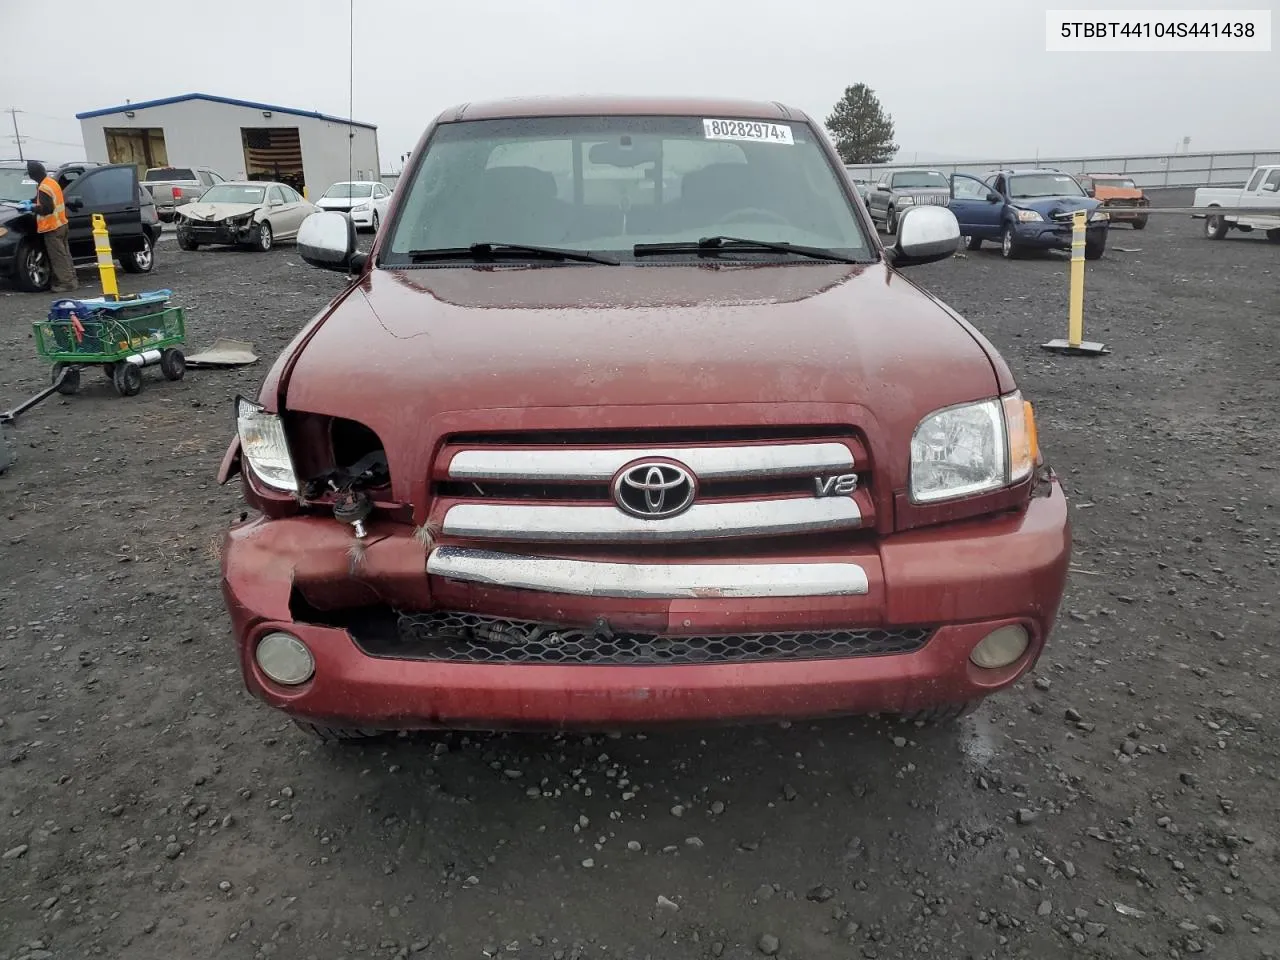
[76,92,380,201]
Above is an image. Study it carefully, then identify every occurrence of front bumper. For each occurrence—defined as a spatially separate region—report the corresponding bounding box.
[221,479,1071,730]
[1100,204,1149,223]
[177,218,256,245]
[1013,221,1108,249]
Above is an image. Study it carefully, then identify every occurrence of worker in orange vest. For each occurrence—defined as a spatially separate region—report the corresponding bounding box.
[27,160,77,292]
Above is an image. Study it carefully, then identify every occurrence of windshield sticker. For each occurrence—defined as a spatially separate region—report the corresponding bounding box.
[702,119,794,145]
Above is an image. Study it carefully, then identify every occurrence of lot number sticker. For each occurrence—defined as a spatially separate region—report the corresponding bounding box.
[703,119,794,145]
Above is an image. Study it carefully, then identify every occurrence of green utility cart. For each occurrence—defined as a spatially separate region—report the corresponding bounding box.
[32,289,187,397]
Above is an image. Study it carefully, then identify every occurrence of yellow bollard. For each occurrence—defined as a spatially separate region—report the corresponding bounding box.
[1042,209,1108,356]
[92,213,119,301]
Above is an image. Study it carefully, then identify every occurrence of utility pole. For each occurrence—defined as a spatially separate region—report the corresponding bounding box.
[6,107,25,161]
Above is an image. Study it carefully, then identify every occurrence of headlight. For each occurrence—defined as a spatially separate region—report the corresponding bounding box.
[897,196,915,205]
[1015,209,1043,222]
[1089,211,1110,222]
[352,203,370,212]
[236,396,298,492]
[909,393,1039,503]
[0,226,8,238]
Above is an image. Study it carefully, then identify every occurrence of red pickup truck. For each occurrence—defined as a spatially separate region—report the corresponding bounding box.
[218,96,1071,742]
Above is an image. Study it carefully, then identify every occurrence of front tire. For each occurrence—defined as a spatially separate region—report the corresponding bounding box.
[885,207,898,235]
[965,235,983,251]
[1085,235,1106,260]
[51,363,80,395]
[255,221,273,252]
[14,238,51,292]
[1131,216,1147,231]
[1204,211,1228,240]
[1001,225,1021,259]
[120,234,154,274]
[370,210,380,232]
[1267,228,1280,243]
[177,230,200,252]
[112,362,143,397]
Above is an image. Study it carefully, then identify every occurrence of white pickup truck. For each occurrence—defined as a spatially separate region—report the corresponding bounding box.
[1193,165,1280,241]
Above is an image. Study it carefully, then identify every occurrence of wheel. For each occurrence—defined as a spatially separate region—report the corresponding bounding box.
[102,362,117,380]
[1132,217,1147,231]
[177,230,200,252]
[159,348,186,381]
[370,210,380,232]
[51,363,80,395]
[1267,229,1280,243]
[965,235,983,251]
[885,207,898,235]
[1204,211,1228,240]
[119,234,154,274]
[1084,236,1106,260]
[897,701,980,726]
[1000,225,1021,259]
[112,361,143,397]
[255,221,273,252]
[293,720,389,745]
[13,238,51,292]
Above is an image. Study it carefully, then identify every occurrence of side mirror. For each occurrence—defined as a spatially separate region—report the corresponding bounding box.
[66,197,84,212]
[269,198,283,207]
[888,205,961,268]
[986,192,1001,202]
[298,210,359,273]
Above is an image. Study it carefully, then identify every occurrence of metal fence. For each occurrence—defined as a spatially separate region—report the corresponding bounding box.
[846,150,1280,190]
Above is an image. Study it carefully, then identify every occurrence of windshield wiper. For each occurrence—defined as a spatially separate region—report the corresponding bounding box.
[407,242,618,265]
[633,236,861,264]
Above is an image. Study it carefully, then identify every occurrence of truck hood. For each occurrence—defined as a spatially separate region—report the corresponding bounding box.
[0,202,33,228]
[1093,186,1144,201]
[1011,195,1100,219]
[179,201,261,221]
[279,262,1003,466]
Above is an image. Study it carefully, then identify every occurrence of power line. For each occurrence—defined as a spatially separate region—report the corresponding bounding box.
[347,0,354,184]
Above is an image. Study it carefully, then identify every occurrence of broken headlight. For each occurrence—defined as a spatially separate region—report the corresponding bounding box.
[236,396,298,492]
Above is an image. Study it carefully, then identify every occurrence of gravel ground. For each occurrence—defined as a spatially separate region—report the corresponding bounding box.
[2,197,1278,960]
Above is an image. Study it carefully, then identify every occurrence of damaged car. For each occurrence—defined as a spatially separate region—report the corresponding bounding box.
[174,181,316,252]
[217,96,1071,743]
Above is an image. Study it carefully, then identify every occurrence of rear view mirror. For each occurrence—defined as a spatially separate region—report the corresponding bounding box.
[298,210,359,273]
[588,137,661,167]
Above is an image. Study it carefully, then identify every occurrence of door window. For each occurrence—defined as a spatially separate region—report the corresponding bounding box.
[1246,169,1265,191]
[951,176,989,200]
[268,186,285,205]
[1263,169,1280,191]
[66,166,136,208]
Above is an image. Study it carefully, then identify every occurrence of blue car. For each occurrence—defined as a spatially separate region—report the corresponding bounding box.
[947,169,1109,260]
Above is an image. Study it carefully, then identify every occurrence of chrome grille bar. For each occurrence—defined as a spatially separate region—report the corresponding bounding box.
[441,497,861,542]
[447,442,855,483]
[427,546,870,598]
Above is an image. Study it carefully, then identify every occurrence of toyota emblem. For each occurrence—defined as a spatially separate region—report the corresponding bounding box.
[612,461,697,519]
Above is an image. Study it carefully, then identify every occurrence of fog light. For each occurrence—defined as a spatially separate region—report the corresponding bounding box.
[969,625,1030,669]
[255,632,315,685]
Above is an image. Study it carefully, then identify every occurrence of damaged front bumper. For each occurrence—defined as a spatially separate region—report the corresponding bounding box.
[219,467,1072,731]
[177,216,258,245]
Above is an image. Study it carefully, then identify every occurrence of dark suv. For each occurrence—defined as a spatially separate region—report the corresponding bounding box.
[0,161,160,292]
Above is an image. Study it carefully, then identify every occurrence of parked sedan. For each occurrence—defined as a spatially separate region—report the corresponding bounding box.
[315,181,391,232]
[174,181,316,252]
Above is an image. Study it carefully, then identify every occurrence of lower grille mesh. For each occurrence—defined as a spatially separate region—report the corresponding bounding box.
[391,611,932,666]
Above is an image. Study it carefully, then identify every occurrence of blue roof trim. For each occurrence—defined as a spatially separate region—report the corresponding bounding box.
[75,93,376,130]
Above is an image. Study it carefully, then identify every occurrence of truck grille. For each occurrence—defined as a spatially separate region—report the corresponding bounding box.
[432,426,872,544]
[384,611,931,665]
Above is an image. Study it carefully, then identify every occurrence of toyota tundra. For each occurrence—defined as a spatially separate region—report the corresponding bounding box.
[218,96,1071,742]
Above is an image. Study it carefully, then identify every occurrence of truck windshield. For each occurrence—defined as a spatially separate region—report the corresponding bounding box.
[1095,177,1136,189]
[382,115,872,263]
[0,169,34,203]
[892,172,948,189]
[1008,174,1086,199]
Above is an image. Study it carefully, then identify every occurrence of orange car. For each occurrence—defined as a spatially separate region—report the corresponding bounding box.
[1078,173,1149,230]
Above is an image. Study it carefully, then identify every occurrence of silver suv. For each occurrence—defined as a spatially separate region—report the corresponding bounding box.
[866,169,952,234]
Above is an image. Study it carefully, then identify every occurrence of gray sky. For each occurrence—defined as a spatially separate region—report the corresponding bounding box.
[2,0,1273,167]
